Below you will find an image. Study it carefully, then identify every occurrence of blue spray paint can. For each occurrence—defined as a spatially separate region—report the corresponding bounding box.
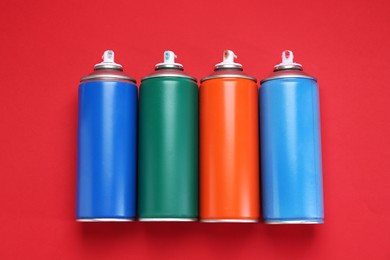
[260,50,324,224]
[77,50,138,221]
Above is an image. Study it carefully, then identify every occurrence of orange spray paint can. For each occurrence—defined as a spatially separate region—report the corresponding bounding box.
[200,50,259,222]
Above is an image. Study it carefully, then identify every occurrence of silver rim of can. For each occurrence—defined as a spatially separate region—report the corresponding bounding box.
[81,74,136,83]
[94,64,123,70]
[200,219,258,223]
[265,219,324,224]
[77,218,134,222]
[141,73,197,82]
[274,64,303,71]
[201,74,257,83]
[214,64,242,70]
[138,218,197,222]
[155,64,184,70]
[260,73,316,84]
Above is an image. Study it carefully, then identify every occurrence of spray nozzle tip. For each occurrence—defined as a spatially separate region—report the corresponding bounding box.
[281,50,294,65]
[94,50,122,70]
[102,50,115,63]
[223,50,237,62]
[274,50,302,71]
[163,50,178,64]
[215,50,242,69]
[155,50,183,69]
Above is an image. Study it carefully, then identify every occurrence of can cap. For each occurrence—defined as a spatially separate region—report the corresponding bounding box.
[274,50,302,71]
[94,50,123,70]
[81,50,136,83]
[215,50,243,70]
[260,50,316,84]
[141,50,196,82]
[201,50,256,83]
[155,51,183,70]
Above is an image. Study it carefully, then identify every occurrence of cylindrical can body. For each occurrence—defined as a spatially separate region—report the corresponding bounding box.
[200,78,259,222]
[138,77,198,221]
[260,77,324,224]
[77,80,138,221]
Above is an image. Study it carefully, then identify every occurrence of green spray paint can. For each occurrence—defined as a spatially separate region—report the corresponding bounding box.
[138,51,198,221]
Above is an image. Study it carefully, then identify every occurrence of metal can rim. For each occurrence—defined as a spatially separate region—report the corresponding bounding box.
[141,73,197,82]
[260,74,317,84]
[80,74,137,83]
[200,74,257,83]
[94,64,123,70]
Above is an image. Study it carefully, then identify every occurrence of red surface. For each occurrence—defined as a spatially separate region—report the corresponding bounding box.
[0,0,389,259]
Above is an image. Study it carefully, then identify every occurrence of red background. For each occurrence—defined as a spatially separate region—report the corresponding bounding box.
[1,0,389,259]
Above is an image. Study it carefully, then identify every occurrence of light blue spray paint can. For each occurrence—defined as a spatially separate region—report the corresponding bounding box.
[260,50,324,224]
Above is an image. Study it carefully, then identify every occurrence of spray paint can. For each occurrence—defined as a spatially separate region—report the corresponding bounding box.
[76,50,137,221]
[260,50,324,224]
[138,51,198,221]
[200,50,259,222]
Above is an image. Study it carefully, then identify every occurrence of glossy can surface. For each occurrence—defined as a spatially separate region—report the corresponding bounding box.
[200,77,259,222]
[138,75,198,221]
[260,76,324,224]
[77,80,138,221]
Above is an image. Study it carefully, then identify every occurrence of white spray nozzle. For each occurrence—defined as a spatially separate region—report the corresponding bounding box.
[102,50,115,63]
[155,50,183,69]
[164,51,177,64]
[95,50,122,69]
[274,50,302,70]
[282,50,294,64]
[223,50,237,63]
[215,50,242,69]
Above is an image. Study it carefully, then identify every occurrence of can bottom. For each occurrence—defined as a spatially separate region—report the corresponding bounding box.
[77,218,134,222]
[139,218,197,222]
[200,219,258,223]
[265,218,324,224]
